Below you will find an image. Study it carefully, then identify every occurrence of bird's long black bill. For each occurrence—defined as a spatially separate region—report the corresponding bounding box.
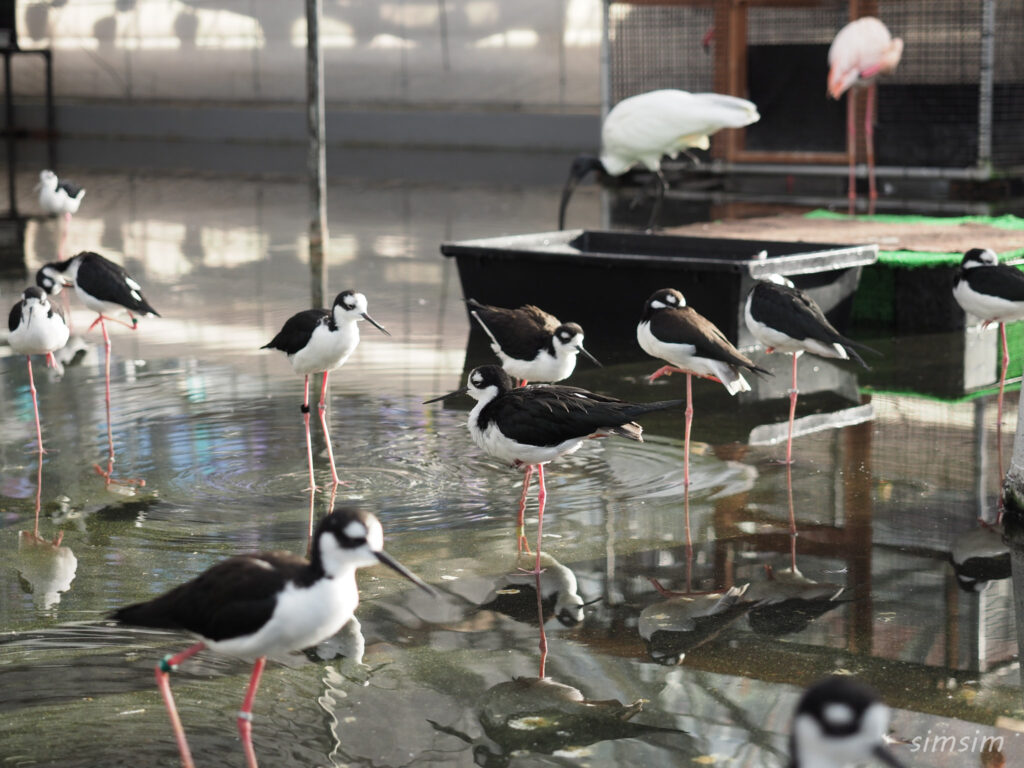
[423,387,467,404]
[557,173,580,231]
[872,744,907,768]
[579,345,602,367]
[363,313,391,336]
[376,550,434,595]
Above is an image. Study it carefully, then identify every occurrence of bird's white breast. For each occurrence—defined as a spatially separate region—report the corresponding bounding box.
[498,346,576,383]
[468,400,583,466]
[207,571,358,659]
[8,305,69,356]
[289,320,360,375]
[953,280,1024,324]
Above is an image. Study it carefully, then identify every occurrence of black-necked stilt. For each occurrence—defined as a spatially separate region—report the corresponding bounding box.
[791,676,905,768]
[36,169,85,260]
[828,18,903,215]
[7,286,69,454]
[744,275,872,464]
[953,247,1024,501]
[949,522,1011,593]
[746,564,845,637]
[639,583,750,665]
[262,290,390,489]
[37,251,158,485]
[425,364,680,572]
[559,90,759,230]
[638,287,768,486]
[466,298,599,386]
[112,506,431,768]
[480,552,589,627]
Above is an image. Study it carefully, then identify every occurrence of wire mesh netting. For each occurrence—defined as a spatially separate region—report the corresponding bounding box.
[607,0,1024,171]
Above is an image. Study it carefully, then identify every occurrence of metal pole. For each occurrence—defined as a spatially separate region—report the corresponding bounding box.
[5,51,15,217]
[977,0,996,170]
[599,0,611,229]
[306,0,328,309]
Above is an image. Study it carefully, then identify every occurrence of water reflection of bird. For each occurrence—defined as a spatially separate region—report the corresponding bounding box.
[558,89,759,230]
[791,676,905,767]
[425,365,680,571]
[639,287,768,486]
[479,552,589,627]
[8,286,69,454]
[638,583,750,665]
[36,169,85,260]
[17,530,77,610]
[745,565,846,636]
[429,677,692,768]
[36,251,158,486]
[949,522,1011,593]
[745,275,872,463]
[827,16,904,214]
[112,507,432,768]
[263,290,390,489]
[466,298,600,386]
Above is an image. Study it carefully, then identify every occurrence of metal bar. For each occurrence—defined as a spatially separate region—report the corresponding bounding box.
[4,50,15,218]
[44,50,54,171]
[305,0,328,309]
[978,0,996,169]
[668,159,1015,181]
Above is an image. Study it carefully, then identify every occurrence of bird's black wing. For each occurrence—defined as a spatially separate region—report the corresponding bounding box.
[8,301,21,333]
[262,309,330,354]
[965,265,1024,302]
[111,552,309,642]
[76,252,160,316]
[653,308,769,374]
[482,387,679,446]
[57,179,83,198]
[467,299,557,360]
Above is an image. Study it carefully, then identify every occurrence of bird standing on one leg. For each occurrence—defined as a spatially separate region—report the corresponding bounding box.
[558,90,759,230]
[111,507,432,768]
[36,169,85,261]
[952,247,1024,511]
[263,290,390,490]
[36,251,158,484]
[744,274,873,464]
[466,298,600,386]
[828,16,903,215]
[637,287,768,487]
[425,365,680,571]
[8,286,70,455]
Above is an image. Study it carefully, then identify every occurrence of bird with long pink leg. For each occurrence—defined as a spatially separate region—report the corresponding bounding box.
[637,288,768,486]
[8,286,69,455]
[744,274,874,464]
[112,507,432,768]
[36,251,158,485]
[36,169,85,261]
[425,365,679,572]
[828,16,903,214]
[263,290,390,491]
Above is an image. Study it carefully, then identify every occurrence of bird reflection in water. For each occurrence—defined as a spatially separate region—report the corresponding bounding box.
[17,452,77,610]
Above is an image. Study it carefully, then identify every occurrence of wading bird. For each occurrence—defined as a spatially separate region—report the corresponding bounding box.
[37,169,85,260]
[638,287,768,486]
[263,290,390,490]
[559,89,759,230]
[828,16,903,214]
[466,298,599,385]
[744,274,872,463]
[112,507,432,768]
[8,286,69,454]
[425,365,679,572]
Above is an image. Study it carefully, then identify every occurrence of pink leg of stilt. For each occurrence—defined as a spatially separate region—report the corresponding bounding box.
[91,317,145,487]
[648,364,687,383]
[683,481,693,593]
[26,356,46,455]
[302,375,316,492]
[865,84,877,215]
[786,461,798,570]
[516,464,534,555]
[531,464,547,575]
[998,323,1009,517]
[317,371,341,487]
[683,374,693,488]
[846,91,857,214]
[535,570,548,678]
[155,641,206,768]
[785,352,799,465]
[238,656,267,768]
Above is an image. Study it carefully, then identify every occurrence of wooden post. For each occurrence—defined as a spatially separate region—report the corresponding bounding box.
[306,0,328,309]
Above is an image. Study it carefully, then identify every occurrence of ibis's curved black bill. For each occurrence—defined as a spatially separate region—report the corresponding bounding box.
[558,154,604,230]
[376,549,434,595]
[423,386,467,404]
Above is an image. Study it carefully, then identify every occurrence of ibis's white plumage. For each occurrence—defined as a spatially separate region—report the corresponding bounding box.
[827,17,903,99]
[600,90,760,176]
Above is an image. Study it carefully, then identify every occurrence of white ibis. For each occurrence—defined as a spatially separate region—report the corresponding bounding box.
[828,16,903,214]
[559,89,759,229]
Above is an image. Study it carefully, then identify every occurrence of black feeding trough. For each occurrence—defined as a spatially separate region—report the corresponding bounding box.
[441,229,878,364]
